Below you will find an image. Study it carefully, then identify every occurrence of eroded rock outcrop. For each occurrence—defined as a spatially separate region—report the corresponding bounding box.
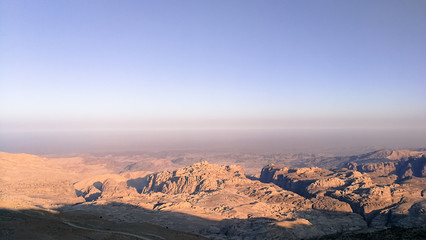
[343,155,426,180]
[260,159,426,228]
[311,196,353,212]
[142,161,245,194]
[260,165,334,197]
[70,156,425,239]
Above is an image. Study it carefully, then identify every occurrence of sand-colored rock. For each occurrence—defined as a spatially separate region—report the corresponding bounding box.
[142,161,245,194]
[2,151,426,240]
[260,159,426,228]
[312,196,353,212]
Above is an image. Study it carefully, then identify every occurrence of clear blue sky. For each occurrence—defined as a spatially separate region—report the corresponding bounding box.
[1,0,426,131]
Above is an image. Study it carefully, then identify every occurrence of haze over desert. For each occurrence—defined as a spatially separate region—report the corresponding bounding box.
[1,1,426,239]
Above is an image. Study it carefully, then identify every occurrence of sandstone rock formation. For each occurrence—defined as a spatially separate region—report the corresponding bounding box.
[66,161,372,239]
[142,161,245,194]
[344,155,426,180]
[2,151,426,240]
[260,157,426,229]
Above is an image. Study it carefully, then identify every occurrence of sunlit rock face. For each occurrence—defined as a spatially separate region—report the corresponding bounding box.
[142,161,246,194]
[260,156,426,229]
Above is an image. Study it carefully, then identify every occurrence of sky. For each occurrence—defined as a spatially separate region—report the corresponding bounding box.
[1,1,426,153]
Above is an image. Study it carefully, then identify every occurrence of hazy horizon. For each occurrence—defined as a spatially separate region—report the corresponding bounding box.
[1,128,426,156]
[1,1,426,155]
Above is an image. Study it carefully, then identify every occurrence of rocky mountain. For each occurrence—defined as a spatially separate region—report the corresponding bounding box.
[1,150,426,239]
[260,158,426,229]
[141,162,245,194]
[71,162,368,239]
[68,157,425,239]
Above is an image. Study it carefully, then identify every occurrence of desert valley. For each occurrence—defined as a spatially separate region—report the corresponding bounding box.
[1,149,425,239]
